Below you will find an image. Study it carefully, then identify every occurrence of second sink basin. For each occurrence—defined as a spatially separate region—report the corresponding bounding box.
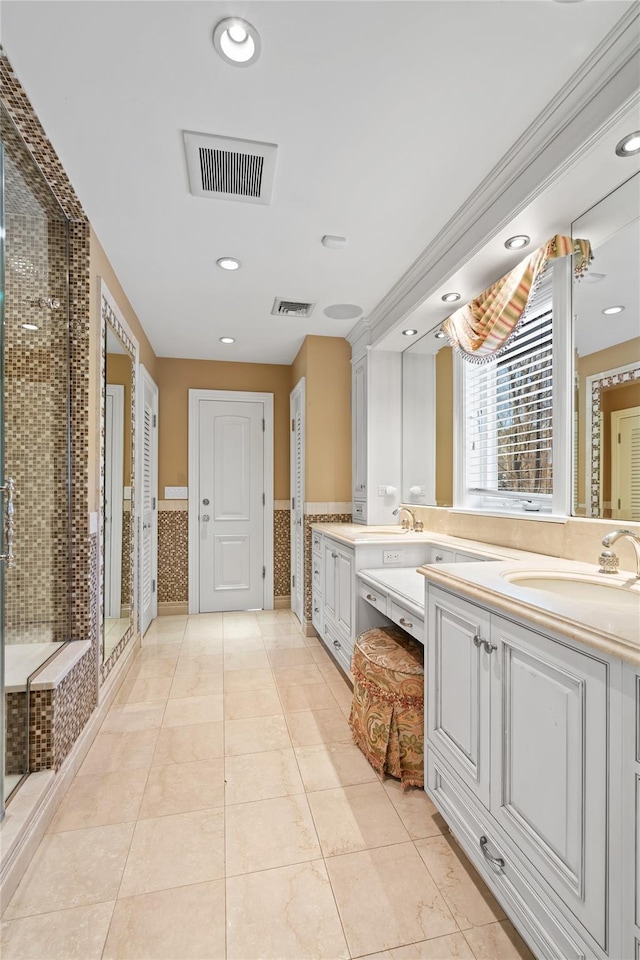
[504,571,640,609]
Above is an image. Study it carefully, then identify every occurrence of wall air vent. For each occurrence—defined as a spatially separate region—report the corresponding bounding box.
[183,131,277,205]
[271,298,316,318]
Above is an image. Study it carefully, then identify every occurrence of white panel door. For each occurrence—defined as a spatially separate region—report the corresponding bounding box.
[290,379,305,623]
[198,399,264,611]
[490,616,608,948]
[612,407,640,520]
[139,367,158,635]
[426,587,491,807]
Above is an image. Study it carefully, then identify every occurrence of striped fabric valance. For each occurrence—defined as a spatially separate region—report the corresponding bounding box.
[442,235,592,363]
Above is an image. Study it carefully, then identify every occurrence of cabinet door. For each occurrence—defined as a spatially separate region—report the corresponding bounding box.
[426,588,491,807]
[322,540,337,623]
[336,547,354,641]
[352,357,367,500]
[489,616,608,949]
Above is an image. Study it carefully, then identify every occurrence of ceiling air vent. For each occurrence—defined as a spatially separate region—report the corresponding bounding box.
[271,298,316,318]
[183,131,277,205]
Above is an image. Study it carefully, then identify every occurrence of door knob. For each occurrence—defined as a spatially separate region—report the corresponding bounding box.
[202,514,210,522]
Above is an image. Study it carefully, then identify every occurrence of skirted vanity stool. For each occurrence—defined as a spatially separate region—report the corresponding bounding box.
[349,625,424,788]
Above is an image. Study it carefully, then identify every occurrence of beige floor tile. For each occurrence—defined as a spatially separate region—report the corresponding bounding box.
[259,621,306,638]
[127,657,176,680]
[223,685,282,720]
[139,643,180,662]
[315,657,345,682]
[48,768,148,833]
[415,835,506,929]
[224,667,275,692]
[285,707,352,746]
[303,633,323,647]
[169,671,223,699]
[272,663,325,687]
[263,633,309,650]
[119,808,225,898]
[103,881,225,960]
[462,920,535,959]
[277,682,339,713]
[256,609,296,622]
[225,748,304,805]
[1,902,114,960]
[326,679,354,715]
[267,647,316,668]
[179,637,224,656]
[223,620,261,640]
[225,714,292,756]
[162,694,223,727]
[4,823,134,919]
[326,842,457,956]
[295,741,379,791]
[115,676,172,705]
[138,758,225,818]
[223,649,270,671]
[222,633,266,653]
[308,644,333,663]
[226,860,349,960]
[382,778,448,839]
[225,793,321,875]
[101,701,166,733]
[152,721,224,765]
[78,729,159,776]
[364,931,475,959]
[308,781,410,856]
[174,652,223,675]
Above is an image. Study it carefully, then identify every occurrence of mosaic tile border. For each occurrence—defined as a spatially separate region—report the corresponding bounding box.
[589,364,640,517]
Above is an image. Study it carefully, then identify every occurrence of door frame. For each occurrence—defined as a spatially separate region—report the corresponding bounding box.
[104,383,124,619]
[188,388,274,614]
[290,377,305,624]
[138,364,158,633]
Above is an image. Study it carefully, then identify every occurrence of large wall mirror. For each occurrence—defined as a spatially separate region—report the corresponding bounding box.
[100,281,138,677]
[402,330,453,507]
[572,173,640,520]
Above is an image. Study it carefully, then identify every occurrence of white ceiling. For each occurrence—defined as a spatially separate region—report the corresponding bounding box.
[1,1,634,363]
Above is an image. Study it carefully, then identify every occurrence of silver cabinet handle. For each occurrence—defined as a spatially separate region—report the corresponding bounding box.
[479,836,505,870]
[0,478,16,566]
[435,555,443,562]
[202,514,210,522]
[331,551,338,559]
[473,634,483,647]
[482,640,498,654]
[333,639,341,649]
[399,617,413,629]
[314,606,319,613]
[366,593,377,602]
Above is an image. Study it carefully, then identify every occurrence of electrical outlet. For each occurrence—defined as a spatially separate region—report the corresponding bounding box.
[377,485,386,497]
[383,550,402,563]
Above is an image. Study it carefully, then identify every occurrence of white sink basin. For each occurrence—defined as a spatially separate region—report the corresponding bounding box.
[504,572,640,609]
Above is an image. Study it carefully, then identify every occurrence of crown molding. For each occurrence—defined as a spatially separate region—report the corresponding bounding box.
[352,5,640,351]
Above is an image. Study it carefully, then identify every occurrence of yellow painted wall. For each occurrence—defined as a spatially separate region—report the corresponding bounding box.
[290,336,352,503]
[156,358,291,498]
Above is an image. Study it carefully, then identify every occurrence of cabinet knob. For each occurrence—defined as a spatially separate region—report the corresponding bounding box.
[331,551,338,559]
[333,639,341,649]
[399,617,413,629]
[479,836,505,870]
[482,640,498,654]
[473,634,483,647]
[366,593,377,602]
[435,555,443,562]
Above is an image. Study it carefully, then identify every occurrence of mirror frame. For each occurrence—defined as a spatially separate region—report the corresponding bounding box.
[99,278,138,682]
[586,361,640,518]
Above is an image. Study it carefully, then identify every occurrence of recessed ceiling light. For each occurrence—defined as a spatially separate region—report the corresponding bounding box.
[22,322,38,331]
[615,131,640,157]
[219,337,236,344]
[441,292,461,303]
[213,18,260,66]
[217,257,241,271]
[323,304,362,320]
[504,234,530,250]
[402,329,418,337]
[435,330,447,339]
[602,305,625,315]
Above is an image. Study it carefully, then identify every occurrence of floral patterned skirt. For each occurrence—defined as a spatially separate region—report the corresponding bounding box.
[349,625,424,788]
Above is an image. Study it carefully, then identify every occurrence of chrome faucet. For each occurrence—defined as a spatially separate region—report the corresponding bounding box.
[599,529,640,579]
[392,506,423,532]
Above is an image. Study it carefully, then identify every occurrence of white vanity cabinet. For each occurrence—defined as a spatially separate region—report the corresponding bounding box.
[622,663,640,960]
[351,349,402,525]
[321,539,355,672]
[426,584,623,960]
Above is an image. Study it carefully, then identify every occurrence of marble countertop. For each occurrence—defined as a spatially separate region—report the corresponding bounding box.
[313,522,640,666]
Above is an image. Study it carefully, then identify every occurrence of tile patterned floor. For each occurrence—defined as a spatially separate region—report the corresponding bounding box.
[1,612,535,959]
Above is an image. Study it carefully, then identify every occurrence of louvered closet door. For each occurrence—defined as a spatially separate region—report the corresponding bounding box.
[290,380,305,624]
[612,407,640,520]
[140,369,158,635]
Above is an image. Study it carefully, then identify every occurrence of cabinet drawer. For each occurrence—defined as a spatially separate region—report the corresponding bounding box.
[312,531,322,556]
[311,594,323,637]
[427,750,589,960]
[352,500,367,523]
[312,556,323,592]
[323,621,353,676]
[390,600,424,643]
[429,546,455,564]
[358,581,387,614]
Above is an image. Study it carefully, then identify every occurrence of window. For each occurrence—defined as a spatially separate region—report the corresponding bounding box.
[456,267,570,516]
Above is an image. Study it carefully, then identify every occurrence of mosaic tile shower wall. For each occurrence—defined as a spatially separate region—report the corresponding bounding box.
[274,509,291,599]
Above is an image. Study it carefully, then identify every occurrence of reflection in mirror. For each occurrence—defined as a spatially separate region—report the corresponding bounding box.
[402,329,453,507]
[572,173,640,520]
[104,324,133,660]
